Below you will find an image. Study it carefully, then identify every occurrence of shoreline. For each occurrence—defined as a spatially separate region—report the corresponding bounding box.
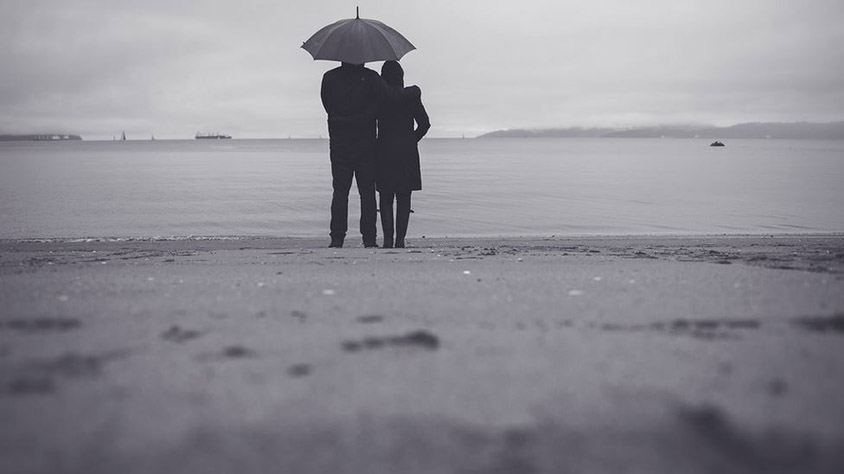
[2,234,843,473]
[3,230,843,243]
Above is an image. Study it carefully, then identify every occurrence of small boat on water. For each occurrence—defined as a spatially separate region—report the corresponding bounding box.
[195,132,232,139]
[710,141,725,147]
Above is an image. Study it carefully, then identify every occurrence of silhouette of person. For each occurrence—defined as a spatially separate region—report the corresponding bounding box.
[321,62,420,248]
[375,61,430,248]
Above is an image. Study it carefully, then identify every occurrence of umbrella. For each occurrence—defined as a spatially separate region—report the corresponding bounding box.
[301,7,415,64]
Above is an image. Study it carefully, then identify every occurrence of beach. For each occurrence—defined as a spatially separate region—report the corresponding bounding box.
[1,234,843,473]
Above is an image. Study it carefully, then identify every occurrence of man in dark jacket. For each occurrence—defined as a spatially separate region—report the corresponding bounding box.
[321,62,419,248]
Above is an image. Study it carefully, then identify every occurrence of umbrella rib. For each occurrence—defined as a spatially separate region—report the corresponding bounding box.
[309,21,351,58]
[363,19,415,57]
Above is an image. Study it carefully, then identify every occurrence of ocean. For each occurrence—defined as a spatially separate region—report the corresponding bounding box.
[1,138,842,240]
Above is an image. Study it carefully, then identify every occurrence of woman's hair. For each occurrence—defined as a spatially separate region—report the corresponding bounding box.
[381,60,404,87]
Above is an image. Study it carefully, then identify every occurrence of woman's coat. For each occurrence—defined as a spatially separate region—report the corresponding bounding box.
[375,89,430,193]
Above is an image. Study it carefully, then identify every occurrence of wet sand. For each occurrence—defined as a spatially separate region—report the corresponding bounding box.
[1,235,844,473]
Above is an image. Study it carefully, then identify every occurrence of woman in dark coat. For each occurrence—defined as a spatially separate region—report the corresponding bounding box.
[376,60,430,248]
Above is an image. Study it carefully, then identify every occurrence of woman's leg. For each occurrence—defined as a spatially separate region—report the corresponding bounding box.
[379,191,395,248]
[395,191,412,248]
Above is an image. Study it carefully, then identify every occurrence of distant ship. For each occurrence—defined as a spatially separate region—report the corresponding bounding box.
[29,134,81,141]
[195,132,232,139]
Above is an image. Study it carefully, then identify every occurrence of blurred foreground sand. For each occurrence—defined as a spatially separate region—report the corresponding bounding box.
[2,235,844,473]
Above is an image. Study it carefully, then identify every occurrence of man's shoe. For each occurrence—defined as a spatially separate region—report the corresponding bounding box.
[329,239,344,248]
[394,239,405,248]
[363,236,378,248]
[382,237,394,248]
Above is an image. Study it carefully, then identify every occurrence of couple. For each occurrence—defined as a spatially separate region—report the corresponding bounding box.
[320,60,430,248]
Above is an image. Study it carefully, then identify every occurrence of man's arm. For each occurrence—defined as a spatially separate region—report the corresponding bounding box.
[367,73,420,106]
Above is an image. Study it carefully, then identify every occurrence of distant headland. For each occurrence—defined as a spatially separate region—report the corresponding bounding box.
[0,134,82,142]
[477,121,844,140]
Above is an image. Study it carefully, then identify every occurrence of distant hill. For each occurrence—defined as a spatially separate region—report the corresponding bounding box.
[477,121,844,139]
[0,134,82,141]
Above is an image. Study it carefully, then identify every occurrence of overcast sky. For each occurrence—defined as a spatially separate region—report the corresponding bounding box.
[1,0,842,139]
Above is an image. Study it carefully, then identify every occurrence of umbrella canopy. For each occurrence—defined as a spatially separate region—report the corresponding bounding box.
[301,8,415,64]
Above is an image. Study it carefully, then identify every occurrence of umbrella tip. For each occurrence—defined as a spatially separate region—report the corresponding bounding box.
[356,6,359,19]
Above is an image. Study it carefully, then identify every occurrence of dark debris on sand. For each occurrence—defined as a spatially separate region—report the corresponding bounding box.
[356,315,385,324]
[160,325,205,343]
[603,240,844,275]
[594,318,761,340]
[1,317,82,334]
[342,330,440,352]
[221,345,257,359]
[195,345,258,362]
[287,363,312,377]
[792,314,844,334]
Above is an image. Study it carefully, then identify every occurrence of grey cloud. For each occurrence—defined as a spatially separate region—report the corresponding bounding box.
[1,0,843,138]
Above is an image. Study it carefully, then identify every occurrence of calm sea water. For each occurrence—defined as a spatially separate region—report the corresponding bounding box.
[1,138,843,239]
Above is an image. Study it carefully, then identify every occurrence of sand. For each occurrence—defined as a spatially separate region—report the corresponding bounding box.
[1,235,843,473]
